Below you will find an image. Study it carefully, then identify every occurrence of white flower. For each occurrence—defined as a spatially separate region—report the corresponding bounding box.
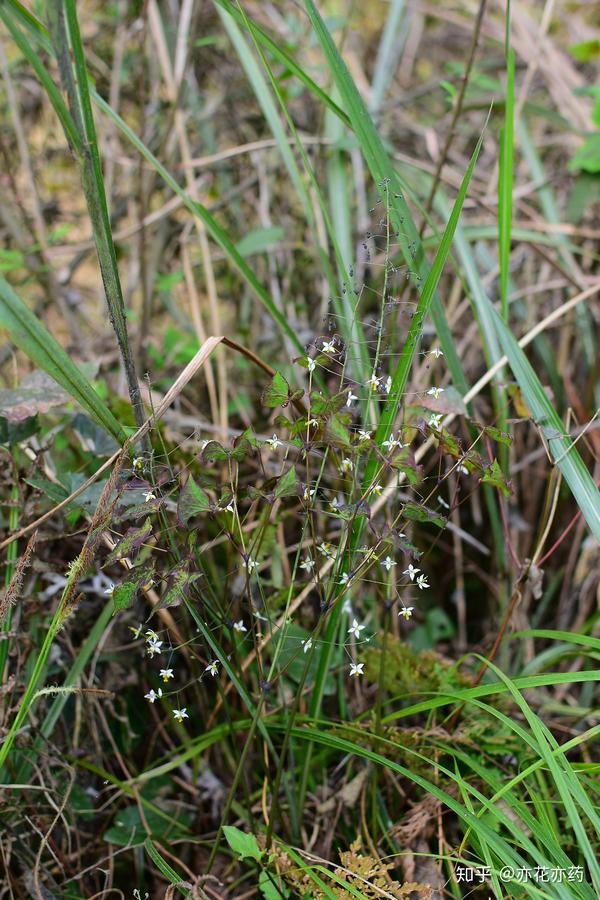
[129,623,143,639]
[403,564,420,581]
[159,668,174,682]
[303,486,317,501]
[370,482,382,496]
[322,340,336,353]
[348,618,365,639]
[358,430,371,441]
[306,357,316,373]
[233,620,247,633]
[382,433,406,452]
[145,629,158,642]
[330,496,342,510]
[416,574,430,590]
[133,457,144,471]
[144,688,163,703]
[253,610,268,622]
[143,490,156,502]
[429,413,443,429]
[341,597,353,615]
[382,556,396,572]
[205,660,219,677]
[338,572,351,585]
[301,638,313,653]
[146,640,163,657]
[226,501,235,512]
[318,542,334,558]
[399,606,414,620]
[339,458,353,474]
[266,434,282,450]
[299,556,315,573]
[308,418,319,427]
[383,375,392,394]
[368,372,380,391]
[104,583,115,597]
[349,662,364,677]
[427,386,444,399]
[429,347,444,358]
[243,557,258,573]
[459,463,469,475]
[346,391,358,407]
[173,708,188,722]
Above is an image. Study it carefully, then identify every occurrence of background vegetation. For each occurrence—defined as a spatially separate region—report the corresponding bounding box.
[0,1,599,897]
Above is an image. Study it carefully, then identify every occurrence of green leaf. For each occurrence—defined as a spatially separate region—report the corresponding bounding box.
[275,466,298,499]
[324,413,351,448]
[235,225,284,256]
[155,563,201,611]
[0,274,124,442]
[402,502,445,529]
[261,372,290,408]
[490,306,600,542]
[112,564,155,613]
[568,39,600,62]
[105,517,153,565]
[480,458,512,497]
[178,477,212,524]
[222,825,264,862]
[569,134,600,174]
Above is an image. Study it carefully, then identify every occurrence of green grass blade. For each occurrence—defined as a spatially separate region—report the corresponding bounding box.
[499,48,515,322]
[47,0,145,429]
[489,305,600,541]
[0,274,124,442]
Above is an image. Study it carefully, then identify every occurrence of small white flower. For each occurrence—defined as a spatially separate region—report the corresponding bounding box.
[205,660,219,677]
[143,490,156,502]
[159,668,174,682]
[348,618,365,639]
[301,638,313,653]
[233,620,247,633]
[266,434,282,450]
[308,418,319,427]
[459,463,469,475]
[144,688,163,703]
[429,347,444,358]
[382,556,396,572]
[299,556,315,573]
[338,572,351,585]
[306,357,316,373]
[403,564,420,581]
[243,557,258,572]
[318,541,334,558]
[368,372,380,391]
[358,430,371,441]
[133,457,144,471]
[429,413,443,429]
[416,574,430,590]
[226,501,235,512]
[253,610,268,622]
[370,482,382,496]
[349,662,364,677]
[173,708,188,722]
[146,639,163,657]
[341,597,353,615]
[322,340,336,353]
[382,433,406,452]
[145,629,159,642]
[427,386,444,399]
[104,583,115,597]
[129,623,143,639]
[399,606,414,620]
[346,391,358,407]
[330,496,342,511]
[339,457,353,474]
[303,486,317,501]
[383,375,392,394]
